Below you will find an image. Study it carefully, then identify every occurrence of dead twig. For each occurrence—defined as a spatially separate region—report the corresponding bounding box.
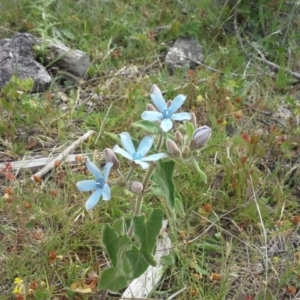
[31,130,95,180]
[251,55,300,80]
[0,154,89,172]
[233,1,300,81]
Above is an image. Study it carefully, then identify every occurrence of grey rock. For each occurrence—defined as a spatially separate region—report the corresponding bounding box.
[0,33,91,92]
[0,33,52,92]
[38,38,90,77]
[165,37,204,74]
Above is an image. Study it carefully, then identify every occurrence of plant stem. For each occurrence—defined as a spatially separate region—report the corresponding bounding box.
[126,165,135,181]
[127,162,156,237]
[127,134,164,237]
[156,134,164,151]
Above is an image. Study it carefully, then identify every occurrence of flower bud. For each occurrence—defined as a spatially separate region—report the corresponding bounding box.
[166,139,181,158]
[189,126,211,150]
[177,124,187,136]
[190,112,197,128]
[146,103,157,111]
[167,100,172,108]
[129,181,143,194]
[175,131,184,147]
[151,84,162,95]
[182,145,191,159]
[104,148,120,169]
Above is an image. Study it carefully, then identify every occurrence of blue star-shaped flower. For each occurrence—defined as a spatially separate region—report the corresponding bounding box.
[141,89,192,132]
[77,160,113,210]
[113,132,168,169]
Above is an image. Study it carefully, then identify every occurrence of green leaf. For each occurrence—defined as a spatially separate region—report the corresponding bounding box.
[174,198,185,218]
[151,160,176,208]
[25,219,36,229]
[113,218,126,235]
[185,121,195,139]
[133,208,164,266]
[104,131,121,144]
[103,223,131,267]
[190,263,210,276]
[110,185,125,195]
[131,120,163,134]
[161,254,175,266]
[98,267,127,291]
[191,156,207,183]
[60,28,75,40]
[125,245,149,278]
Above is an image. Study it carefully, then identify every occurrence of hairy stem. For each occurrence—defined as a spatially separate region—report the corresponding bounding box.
[127,162,156,237]
[127,134,164,237]
[126,165,135,181]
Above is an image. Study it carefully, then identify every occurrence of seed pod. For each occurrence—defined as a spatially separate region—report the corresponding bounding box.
[189,126,211,150]
[190,112,197,128]
[146,103,157,111]
[182,145,191,159]
[150,84,162,95]
[166,139,181,158]
[129,181,143,194]
[175,131,184,147]
[104,148,120,169]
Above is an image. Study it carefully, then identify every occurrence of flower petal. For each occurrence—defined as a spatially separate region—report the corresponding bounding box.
[142,152,168,161]
[113,145,134,161]
[151,93,167,112]
[171,112,192,121]
[102,183,111,201]
[120,132,135,155]
[86,159,102,179]
[134,160,150,169]
[160,118,173,132]
[77,180,97,191]
[141,111,163,121]
[169,94,186,113]
[103,162,113,181]
[85,189,102,210]
[137,135,154,156]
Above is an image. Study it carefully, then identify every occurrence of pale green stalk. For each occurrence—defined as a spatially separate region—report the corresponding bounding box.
[127,135,164,237]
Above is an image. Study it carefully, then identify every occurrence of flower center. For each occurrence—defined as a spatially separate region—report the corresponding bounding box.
[162,108,172,119]
[95,178,105,189]
[132,151,142,160]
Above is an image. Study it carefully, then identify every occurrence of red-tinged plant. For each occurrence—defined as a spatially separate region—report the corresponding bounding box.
[293,215,300,225]
[29,280,38,290]
[241,132,251,144]
[286,285,297,295]
[54,160,61,168]
[4,187,13,194]
[24,201,31,209]
[203,203,212,213]
[241,156,247,164]
[0,162,15,180]
[49,250,57,261]
[33,175,42,183]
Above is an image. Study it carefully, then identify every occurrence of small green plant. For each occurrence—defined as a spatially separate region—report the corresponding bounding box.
[76,85,211,291]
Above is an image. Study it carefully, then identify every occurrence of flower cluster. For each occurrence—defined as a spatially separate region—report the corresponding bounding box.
[77,84,211,210]
[166,122,211,160]
[13,277,25,295]
[141,84,192,132]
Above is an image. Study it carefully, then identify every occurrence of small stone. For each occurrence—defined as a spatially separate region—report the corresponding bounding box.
[0,33,51,92]
[165,37,204,74]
